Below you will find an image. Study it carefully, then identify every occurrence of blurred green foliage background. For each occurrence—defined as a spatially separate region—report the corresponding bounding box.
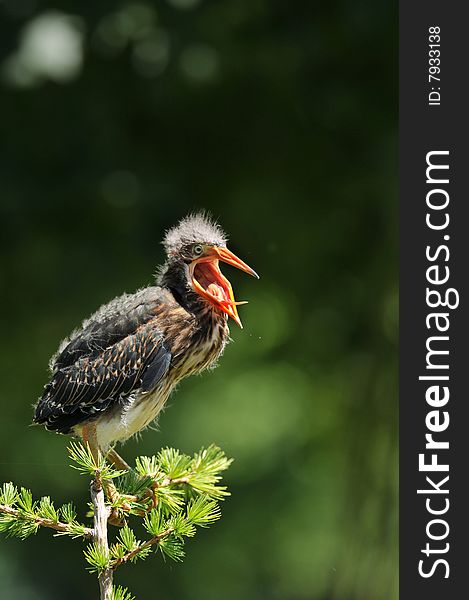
[0,0,397,598]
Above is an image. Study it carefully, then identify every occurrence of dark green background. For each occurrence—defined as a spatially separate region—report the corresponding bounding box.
[0,1,397,598]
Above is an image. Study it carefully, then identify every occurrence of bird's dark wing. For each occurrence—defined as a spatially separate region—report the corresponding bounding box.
[34,295,172,434]
[52,287,162,371]
[34,324,171,433]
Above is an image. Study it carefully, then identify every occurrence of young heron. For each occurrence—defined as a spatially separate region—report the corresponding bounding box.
[33,213,258,469]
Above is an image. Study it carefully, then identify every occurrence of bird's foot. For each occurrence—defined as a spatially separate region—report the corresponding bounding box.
[104,482,158,525]
[142,481,159,509]
[104,481,132,527]
[108,507,127,527]
[106,447,132,472]
[102,449,161,522]
[114,485,158,515]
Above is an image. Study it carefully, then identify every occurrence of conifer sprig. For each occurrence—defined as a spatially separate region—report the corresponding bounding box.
[111,585,135,600]
[125,444,233,505]
[0,482,92,539]
[0,442,232,600]
[68,442,126,481]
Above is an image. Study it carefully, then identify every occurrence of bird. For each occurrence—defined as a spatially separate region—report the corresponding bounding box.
[33,213,258,470]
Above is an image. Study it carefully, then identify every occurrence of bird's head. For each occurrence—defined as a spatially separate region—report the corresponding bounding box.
[160,213,258,327]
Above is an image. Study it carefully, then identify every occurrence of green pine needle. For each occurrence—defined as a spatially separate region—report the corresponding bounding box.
[111,585,135,600]
[158,447,192,479]
[187,495,221,527]
[110,542,127,561]
[155,485,185,513]
[83,542,110,573]
[17,487,35,513]
[68,442,126,481]
[38,496,59,522]
[118,526,139,552]
[0,514,38,540]
[60,502,77,524]
[0,482,18,506]
[134,455,159,478]
[143,508,167,538]
[166,513,196,538]
[192,445,233,476]
[159,536,185,562]
[115,471,154,497]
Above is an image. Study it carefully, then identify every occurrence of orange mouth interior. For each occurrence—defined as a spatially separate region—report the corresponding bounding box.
[193,260,233,304]
[192,260,246,326]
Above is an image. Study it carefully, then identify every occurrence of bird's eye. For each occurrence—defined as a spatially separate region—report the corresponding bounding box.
[192,244,204,256]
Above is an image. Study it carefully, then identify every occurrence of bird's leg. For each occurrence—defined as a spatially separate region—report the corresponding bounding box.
[81,423,98,462]
[106,447,131,471]
[105,448,138,524]
[106,447,158,509]
[145,481,159,509]
[106,447,139,502]
[81,423,101,465]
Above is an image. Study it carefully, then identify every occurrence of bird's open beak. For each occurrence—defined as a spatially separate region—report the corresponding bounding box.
[191,246,258,328]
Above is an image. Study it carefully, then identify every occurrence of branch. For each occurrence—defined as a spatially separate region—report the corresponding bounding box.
[0,503,93,538]
[91,472,113,600]
[111,528,174,570]
[163,476,189,486]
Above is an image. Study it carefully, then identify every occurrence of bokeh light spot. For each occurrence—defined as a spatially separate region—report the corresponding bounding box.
[166,0,201,10]
[132,31,170,77]
[179,43,219,82]
[2,12,84,87]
